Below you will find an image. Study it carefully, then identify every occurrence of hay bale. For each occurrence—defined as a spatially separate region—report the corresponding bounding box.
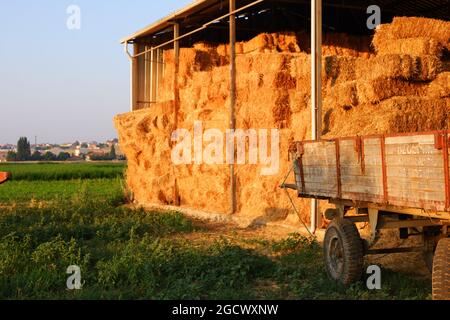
[327,78,428,108]
[274,72,297,90]
[324,56,358,85]
[193,42,214,51]
[374,38,444,57]
[236,55,253,74]
[272,32,301,53]
[356,78,428,104]
[164,47,229,77]
[416,55,442,80]
[355,54,441,81]
[384,97,450,133]
[242,33,274,53]
[428,72,450,98]
[251,52,292,74]
[289,91,310,113]
[290,53,311,78]
[242,33,302,54]
[373,17,450,51]
[326,81,358,110]
[297,31,374,57]
[323,97,450,138]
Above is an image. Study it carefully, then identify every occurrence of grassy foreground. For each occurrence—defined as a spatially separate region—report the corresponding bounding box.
[0,163,431,300]
[0,162,125,181]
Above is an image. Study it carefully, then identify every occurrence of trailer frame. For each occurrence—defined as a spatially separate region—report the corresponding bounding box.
[282,130,450,299]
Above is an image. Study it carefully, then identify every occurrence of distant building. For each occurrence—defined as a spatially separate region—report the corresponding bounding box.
[74,146,89,157]
[0,151,9,162]
[88,143,100,150]
[48,147,74,156]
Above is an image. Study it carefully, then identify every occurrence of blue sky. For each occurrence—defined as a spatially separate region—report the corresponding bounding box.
[0,0,191,144]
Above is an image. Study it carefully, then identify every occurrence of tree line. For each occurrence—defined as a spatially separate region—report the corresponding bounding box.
[6,137,121,162]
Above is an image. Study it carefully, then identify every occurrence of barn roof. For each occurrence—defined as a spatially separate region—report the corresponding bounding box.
[121,0,449,44]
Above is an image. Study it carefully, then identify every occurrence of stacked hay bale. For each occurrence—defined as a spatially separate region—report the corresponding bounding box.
[115,17,450,225]
[324,17,450,137]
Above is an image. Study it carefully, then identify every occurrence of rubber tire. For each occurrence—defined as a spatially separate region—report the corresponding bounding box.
[324,217,364,285]
[432,238,450,300]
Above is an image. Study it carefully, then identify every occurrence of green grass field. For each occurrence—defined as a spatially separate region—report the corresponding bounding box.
[0,163,431,300]
[0,162,125,181]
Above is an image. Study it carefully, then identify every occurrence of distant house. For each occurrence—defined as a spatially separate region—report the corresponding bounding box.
[74,146,89,157]
[0,151,9,162]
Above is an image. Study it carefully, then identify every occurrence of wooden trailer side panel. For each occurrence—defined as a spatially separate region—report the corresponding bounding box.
[294,131,450,212]
[385,134,446,211]
[340,138,384,203]
[302,141,337,198]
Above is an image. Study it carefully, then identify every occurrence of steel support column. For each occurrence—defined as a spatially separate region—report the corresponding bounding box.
[311,0,323,233]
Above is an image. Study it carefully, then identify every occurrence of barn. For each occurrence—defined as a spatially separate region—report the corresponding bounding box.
[115,0,450,233]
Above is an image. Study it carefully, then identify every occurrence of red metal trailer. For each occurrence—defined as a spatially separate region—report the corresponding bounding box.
[0,172,10,185]
[282,130,450,300]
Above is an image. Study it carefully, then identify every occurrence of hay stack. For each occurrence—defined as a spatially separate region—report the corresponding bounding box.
[373,17,450,51]
[297,31,374,58]
[242,33,274,53]
[355,54,441,81]
[116,17,450,225]
[326,81,358,110]
[324,56,358,84]
[356,78,427,104]
[326,78,428,110]
[374,38,444,57]
[241,33,301,54]
[323,97,450,138]
[428,72,450,98]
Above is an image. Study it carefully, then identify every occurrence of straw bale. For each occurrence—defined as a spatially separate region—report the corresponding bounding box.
[290,53,311,78]
[324,96,450,138]
[236,55,253,74]
[251,52,292,74]
[326,81,358,110]
[373,17,450,50]
[241,33,301,54]
[242,33,274,53]
[374,38,444,57]
[297,31,374,57]
[428,72,450,98]
[356,78,428,104]
[383,97,450,133]
[355,54,441,81]
[272,33,301,53]
[324,56,358,84]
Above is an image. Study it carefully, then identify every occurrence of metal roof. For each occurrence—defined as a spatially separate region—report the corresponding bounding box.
[121,0,450,44]
[120,0,220,43]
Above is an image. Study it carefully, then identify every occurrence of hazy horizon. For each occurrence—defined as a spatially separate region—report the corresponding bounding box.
[0,0,191,145]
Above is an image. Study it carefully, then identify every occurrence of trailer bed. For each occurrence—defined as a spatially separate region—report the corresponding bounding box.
[290,131,450,220]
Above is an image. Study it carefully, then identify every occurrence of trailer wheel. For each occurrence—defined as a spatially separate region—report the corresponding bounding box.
[324,218,364,285]
[423,227,442,273]
[432,238,450,300]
